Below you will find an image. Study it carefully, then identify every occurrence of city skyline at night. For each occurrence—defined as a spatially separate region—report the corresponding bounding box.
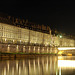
[0,1,75,75]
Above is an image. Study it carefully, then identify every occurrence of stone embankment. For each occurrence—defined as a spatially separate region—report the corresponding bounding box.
[0,53,57,59]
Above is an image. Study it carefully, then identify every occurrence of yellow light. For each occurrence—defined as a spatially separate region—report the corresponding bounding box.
[58,56,64,60]
[67,53,72,56]
[8,45,10,47]
[5,38,6,41]
[13,40,14,42]
[59,35,62,38]
[58,51,63,54]
[34,47,35,52]
[20,40,21,42]
[23,46,25,47]
[16,45,18,52]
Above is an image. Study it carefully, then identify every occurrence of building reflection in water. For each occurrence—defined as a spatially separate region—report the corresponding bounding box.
[0,56,58,75]
[1,56,75,75]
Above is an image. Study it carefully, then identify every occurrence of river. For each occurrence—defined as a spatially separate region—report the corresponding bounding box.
[0,55,75,75]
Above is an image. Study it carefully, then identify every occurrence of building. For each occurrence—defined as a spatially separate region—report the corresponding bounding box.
[0,13,75,54]
[0,22,52,46]
[0,13,52,46]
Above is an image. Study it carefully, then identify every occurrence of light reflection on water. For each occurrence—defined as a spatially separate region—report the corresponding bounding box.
[0,56,75,75]
[58,56,75,75]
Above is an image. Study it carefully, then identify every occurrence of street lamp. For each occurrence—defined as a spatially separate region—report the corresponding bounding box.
[59,35,62,38]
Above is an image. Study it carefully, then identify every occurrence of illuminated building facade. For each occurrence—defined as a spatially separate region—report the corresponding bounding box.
[52,36,75,47]
[0,23,51,46]
[0,13,75,54]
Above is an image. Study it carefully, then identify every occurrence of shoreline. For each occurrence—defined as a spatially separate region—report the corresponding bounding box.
[0,52,57,58]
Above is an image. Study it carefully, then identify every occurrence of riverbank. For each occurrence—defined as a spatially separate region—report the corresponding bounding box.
[0,52,57,59]
[0,43,57,54]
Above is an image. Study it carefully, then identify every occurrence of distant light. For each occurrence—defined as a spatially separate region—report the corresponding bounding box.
[8,45,10,47]
[20,40,21,42]
[13,40,14,42]
[58,51,63,54]
[5,39,6,41]
[59,35,62,38]
[23,46,25,47]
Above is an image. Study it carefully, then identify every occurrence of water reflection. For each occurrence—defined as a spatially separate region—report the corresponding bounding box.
[58,56,75,75]
[58,60,75,67]
[0,56,58,75]
[0,56,75,75]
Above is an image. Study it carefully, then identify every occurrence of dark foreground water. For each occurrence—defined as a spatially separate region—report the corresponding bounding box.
[0,56,75,75]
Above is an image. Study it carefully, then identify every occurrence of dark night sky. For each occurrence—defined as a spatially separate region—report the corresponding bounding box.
[0,0,75,35]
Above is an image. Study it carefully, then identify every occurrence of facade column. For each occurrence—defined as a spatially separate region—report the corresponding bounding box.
[29,30,30,45]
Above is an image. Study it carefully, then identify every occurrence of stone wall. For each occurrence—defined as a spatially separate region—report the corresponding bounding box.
[0,43,57,54]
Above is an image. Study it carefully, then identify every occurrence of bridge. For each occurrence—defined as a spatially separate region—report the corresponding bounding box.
[58,47,75,55]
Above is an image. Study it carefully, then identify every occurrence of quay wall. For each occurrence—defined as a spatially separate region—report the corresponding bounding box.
[0,43,57,54]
